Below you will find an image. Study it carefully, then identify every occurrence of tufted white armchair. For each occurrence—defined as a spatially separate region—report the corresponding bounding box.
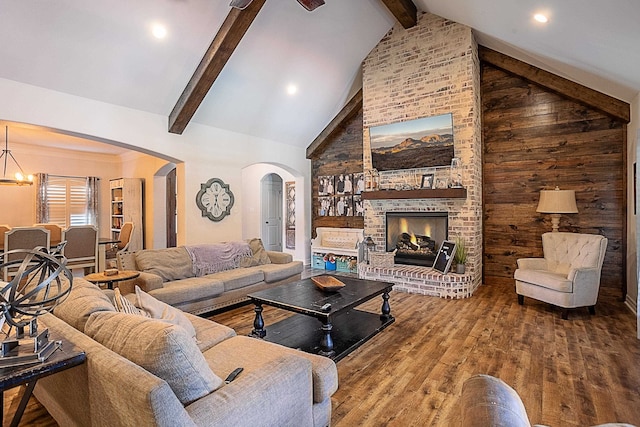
[514,232,608,319]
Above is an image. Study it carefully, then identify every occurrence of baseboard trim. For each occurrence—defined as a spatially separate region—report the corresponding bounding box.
[624,295,637,316]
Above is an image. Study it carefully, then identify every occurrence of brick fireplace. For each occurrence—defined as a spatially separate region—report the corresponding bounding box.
[358,13,482,298]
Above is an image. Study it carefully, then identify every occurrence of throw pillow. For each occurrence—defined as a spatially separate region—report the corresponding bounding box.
[113,288,149,317]
[53,278,116,332]
[240,238,272,267]
[133,285,196,339]
[85,311,223,405]
[134,247,194,282]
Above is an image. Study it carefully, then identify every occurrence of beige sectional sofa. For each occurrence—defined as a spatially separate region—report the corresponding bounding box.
[116,239,303,314]
[34,277,338,427]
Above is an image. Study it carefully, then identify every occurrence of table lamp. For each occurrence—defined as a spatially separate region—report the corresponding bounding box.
[536,186,578,232]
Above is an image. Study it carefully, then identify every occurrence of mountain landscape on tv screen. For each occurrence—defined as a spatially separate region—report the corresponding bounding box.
[371,133,454,171]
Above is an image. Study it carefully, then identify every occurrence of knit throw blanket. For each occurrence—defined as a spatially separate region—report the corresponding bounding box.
[184,242,252,277]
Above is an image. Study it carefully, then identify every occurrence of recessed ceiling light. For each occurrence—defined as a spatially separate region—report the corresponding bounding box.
[286,84,298,96]
[534,13,548,23]
[152,23,167,39]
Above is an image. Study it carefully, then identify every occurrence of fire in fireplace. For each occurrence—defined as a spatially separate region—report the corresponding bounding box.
[386,212,448,267]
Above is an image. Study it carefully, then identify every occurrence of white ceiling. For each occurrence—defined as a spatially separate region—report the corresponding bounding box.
[0,0,638,154]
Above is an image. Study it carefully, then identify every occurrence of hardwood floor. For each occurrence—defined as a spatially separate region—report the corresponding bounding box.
[5,278,640,426]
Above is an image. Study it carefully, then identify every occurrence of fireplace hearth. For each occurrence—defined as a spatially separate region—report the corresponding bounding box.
[386,212,447,267]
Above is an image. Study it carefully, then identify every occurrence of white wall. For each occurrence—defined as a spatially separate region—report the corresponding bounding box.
[242,163,310,263]
[631,93,640,338]
[0,78,310,260]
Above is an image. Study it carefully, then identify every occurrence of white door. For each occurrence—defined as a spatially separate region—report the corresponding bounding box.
[261,174,283,251]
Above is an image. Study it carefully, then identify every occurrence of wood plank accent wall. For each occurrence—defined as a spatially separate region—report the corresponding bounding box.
[310,107,364,237]
[481,62,627,289]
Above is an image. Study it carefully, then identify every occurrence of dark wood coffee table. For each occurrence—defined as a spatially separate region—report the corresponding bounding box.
[248,276,394,361]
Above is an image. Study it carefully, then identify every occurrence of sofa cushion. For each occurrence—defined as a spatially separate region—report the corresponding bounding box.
[135,247,194,282]
[186,312,236,352]
[131,285,197,338]
[148,277,225,306]
[204,336,338,404]
[258,261,303,283]
[53,278,115,332]
[239,238,271,267]
[514,269,573,293]
[209,268,265,292]
[85,311,223,405]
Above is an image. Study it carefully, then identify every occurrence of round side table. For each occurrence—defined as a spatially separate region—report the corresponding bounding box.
[84,270,140,290]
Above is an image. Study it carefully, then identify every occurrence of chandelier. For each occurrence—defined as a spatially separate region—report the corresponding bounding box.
[230,0,325,12]
[0,126,33,185]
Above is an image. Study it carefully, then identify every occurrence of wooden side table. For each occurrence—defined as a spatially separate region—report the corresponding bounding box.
[84,270,140,290]
[0,339,85,427]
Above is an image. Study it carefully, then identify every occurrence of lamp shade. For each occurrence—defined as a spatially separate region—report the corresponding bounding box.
[536,187,578,214]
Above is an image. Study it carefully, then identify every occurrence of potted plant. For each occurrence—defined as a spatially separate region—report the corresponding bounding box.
[454,236,467,274]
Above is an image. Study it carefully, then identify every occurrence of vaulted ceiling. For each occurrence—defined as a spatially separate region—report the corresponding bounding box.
[1,0,638,153]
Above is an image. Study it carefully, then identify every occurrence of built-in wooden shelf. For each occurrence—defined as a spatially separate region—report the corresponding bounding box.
[360,188,467,200]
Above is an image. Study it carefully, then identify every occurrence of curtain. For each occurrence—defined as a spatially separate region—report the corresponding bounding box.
[35,172,49,223]
[87,176,99,226]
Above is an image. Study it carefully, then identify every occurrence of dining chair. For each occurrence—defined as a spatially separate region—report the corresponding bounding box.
[105,222,134,267]
[0,224,11,252]
[62,225,99,274]
[34,223,63,247]
[3,226,50,281]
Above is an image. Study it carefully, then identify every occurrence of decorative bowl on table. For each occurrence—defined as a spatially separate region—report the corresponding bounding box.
[311,275,346,292]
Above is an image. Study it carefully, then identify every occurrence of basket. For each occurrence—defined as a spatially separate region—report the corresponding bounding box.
[369,252,395,267]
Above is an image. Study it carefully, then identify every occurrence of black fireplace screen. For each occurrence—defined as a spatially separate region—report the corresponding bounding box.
[386,212,448,267]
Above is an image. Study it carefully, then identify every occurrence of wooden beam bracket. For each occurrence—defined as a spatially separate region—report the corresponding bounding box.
[479,46,630,123]
[380,0,417,29]
[306,89,363,159]
[168,0,266,134]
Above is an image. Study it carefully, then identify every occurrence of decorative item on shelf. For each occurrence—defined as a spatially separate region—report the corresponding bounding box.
[450,157,463,188]
[536,186,578,232]
[421,173,434,189]
[435,178,448,189]
[323,253,337,271]
[0,246,73,367]
[365,169,380,191]
[0,126,34,186]
[454,236,467,274]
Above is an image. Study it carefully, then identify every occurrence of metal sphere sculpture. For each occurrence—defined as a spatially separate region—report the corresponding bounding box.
[0,246,72,329]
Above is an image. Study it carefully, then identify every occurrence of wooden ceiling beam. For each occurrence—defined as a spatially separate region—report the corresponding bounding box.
[479,46,630,123]
[168,0,266,134]
[380,0,417,29]
[306,88,362,159]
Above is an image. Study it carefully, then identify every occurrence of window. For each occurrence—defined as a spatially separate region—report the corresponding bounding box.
[36,174,99,227]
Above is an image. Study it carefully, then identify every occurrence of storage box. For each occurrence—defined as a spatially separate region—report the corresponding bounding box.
[336,257,357,273]
[325,260,337,271]
[312,254,325,269]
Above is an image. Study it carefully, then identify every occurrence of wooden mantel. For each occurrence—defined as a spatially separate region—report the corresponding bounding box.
[361,188,467,200]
